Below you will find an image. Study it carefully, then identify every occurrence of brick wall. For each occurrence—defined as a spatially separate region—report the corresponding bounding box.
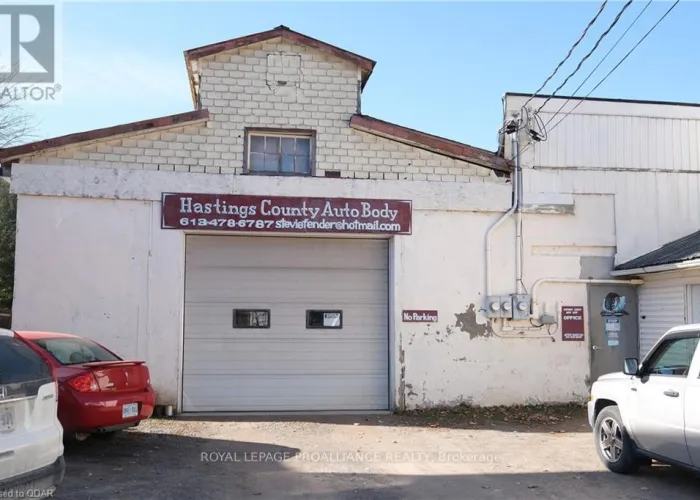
[23,38,497,182]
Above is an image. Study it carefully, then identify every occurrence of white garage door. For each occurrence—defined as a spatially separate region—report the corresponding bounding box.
[182,235,389,412]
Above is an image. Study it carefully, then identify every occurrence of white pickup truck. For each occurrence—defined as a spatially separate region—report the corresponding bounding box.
[588,324,700,473]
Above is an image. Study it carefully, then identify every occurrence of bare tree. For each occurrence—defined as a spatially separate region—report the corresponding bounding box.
[0,180,15,309]
[0,70,34,312]
[0,70,35,148]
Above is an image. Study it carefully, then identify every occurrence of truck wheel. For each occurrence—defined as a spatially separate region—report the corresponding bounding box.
[594,406,639,474]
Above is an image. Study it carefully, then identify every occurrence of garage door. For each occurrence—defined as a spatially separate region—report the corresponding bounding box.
[182,236,389,412]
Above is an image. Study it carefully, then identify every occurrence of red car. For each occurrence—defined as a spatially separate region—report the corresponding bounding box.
[15,331,155,441]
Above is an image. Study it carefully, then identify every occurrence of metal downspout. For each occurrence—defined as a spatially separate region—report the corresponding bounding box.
[514,129,524,294]
[485,129,519,298]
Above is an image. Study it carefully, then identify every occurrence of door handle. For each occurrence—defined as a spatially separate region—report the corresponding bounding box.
[663,390,680,398]
[592,345,601,350]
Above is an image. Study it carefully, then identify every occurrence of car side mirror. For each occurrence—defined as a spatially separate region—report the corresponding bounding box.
[624,357,639,376]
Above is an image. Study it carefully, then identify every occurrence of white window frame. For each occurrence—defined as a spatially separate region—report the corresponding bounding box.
[245,129,315,176]
[687,284,700,324]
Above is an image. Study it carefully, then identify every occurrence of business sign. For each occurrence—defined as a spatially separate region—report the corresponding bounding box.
[161,193,412,235]
[402,310,438,323]
[605,317,620,347]
[561,306,585,341]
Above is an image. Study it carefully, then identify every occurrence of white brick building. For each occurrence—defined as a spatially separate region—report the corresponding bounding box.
[17,26,505,181]
[1,27,616,412]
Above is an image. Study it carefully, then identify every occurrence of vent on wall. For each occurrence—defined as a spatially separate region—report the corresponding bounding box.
[324,170,341,178]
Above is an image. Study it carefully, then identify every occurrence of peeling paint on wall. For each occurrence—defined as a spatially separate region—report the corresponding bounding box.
[523,203,575,215]
[454,304,494,339]
[405,383,418,398]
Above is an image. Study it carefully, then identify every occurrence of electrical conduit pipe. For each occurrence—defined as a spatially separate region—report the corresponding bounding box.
[529,277,644,319]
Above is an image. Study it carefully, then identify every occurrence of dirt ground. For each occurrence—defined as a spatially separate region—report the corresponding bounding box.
[56,406,700,500]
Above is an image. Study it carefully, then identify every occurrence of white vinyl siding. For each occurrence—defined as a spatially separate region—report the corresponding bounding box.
[528,113,700,172]
[182,235,389,412]
[506,95,700,267]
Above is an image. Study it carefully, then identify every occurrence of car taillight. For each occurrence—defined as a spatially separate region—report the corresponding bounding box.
[68,373,99,392]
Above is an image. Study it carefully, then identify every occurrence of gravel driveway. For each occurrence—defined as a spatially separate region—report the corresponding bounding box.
[55,410,700,499]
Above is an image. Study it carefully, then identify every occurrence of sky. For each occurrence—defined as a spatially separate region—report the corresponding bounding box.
[15,0,700,152]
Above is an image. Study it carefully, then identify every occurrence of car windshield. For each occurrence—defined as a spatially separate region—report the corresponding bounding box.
[32,337,121,365]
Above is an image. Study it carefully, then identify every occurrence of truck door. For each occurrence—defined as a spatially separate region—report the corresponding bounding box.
[628,333,697,465]
[682,332,700,466]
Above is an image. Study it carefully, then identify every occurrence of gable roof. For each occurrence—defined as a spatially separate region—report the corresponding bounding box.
[184,25,376,105]
[612,229,700,275]
[0,110,209,162]
[0,27,505,172]
[0,109,510,172]
[350,114,511,173]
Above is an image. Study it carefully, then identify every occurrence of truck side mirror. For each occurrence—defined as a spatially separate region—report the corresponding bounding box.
[624,357,639,376]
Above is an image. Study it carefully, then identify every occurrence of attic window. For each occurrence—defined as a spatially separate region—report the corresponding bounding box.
[245,129,314,176]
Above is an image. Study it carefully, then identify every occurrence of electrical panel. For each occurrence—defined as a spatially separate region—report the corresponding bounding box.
[511,294,531,320]
[485,295,513,319]
[486,294,531,320]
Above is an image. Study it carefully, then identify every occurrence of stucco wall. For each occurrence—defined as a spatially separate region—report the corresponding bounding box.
[21,38,493,182]
[13,195,185,404]
[13,164,612,409]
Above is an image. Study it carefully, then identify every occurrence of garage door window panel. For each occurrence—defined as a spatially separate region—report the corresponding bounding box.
[233,309,271,329]
[307,310,343,329]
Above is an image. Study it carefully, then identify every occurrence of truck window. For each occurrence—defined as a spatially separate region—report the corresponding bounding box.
[645,336,700,377]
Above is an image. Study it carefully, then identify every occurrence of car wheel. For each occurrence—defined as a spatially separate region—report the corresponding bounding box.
[594,406,639,474]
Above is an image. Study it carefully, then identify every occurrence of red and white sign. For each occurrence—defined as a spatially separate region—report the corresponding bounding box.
[561,306,585,341]
[402,310,438,323]
[161,193,412,235]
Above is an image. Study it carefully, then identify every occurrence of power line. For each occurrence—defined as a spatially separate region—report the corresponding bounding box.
[541,0,654,129]
[524,0,680,154]
[519,0,609,112]
[535,0,635,113]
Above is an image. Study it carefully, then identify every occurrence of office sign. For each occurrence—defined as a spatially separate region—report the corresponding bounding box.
[562,306,585,341]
